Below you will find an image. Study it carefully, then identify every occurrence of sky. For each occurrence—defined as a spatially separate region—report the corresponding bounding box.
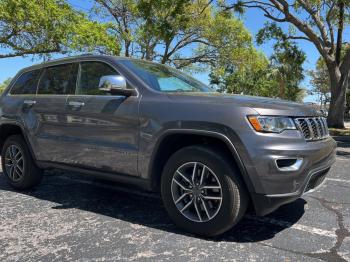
[0,0,331,103]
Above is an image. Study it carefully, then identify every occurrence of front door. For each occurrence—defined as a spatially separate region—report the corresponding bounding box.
[63,61,140,176]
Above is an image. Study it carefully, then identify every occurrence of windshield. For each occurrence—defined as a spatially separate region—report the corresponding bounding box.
[119,60,214,93]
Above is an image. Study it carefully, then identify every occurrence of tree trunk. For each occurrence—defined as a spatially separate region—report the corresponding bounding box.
[278,77,285,99]
[125,41,130,57]
[327,67,347,128]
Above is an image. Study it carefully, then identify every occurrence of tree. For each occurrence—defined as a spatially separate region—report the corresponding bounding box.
[210,19,307,101]
[0,78,12,93]
[257,23,306,101]
[93,0,137,57]
[225,0,350,128]
[0,0,120,59]
[205,12,272,95]
[309,58,331,109]
[93,0,214,67]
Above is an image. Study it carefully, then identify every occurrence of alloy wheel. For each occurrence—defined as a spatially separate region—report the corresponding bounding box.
[171,162,223,222]
[4,144,25,182]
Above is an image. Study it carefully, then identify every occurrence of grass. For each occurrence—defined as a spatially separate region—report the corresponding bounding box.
[329,128,350,136]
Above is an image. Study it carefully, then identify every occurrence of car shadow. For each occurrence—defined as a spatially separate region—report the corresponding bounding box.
[0,172,306,242]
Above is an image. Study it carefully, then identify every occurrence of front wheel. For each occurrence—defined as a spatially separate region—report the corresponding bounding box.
[161,145,248,237]
[1,135,43,190]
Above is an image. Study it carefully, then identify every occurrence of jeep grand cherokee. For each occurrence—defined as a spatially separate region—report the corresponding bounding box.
[0,55,336,236]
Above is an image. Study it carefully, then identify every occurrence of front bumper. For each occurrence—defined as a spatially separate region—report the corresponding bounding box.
[236,131,337,216]
[251,157,334,216]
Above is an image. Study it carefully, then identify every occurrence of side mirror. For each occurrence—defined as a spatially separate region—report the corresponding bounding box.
[98,75,136,97]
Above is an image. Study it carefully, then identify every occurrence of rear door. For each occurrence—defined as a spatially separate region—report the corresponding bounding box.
[1,69,42,157]
[30,63,79,162]
[64,61,140,175]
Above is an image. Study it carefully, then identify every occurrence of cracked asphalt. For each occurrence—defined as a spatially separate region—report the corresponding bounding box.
[0,140,349,261]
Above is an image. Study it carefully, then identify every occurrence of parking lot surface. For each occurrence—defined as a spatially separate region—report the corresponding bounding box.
[0,140,349,262]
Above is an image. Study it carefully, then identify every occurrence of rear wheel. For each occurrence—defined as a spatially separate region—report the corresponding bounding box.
[1,135,43,190]
[161,145,248,237]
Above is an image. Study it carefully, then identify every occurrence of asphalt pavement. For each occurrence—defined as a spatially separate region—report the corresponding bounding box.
[0,140,349,261]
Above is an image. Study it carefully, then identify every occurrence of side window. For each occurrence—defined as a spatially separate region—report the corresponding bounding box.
[77,62,118,95]
[11,70,41,95]
[38,63,78,95]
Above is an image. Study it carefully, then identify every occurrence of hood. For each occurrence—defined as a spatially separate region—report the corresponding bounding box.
[167,92,321,117]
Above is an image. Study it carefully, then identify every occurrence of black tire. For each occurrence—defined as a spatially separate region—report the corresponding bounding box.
[1,135,43,190]
[161,145,248,237]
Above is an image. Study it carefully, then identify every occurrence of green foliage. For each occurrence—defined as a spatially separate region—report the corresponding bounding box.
[209,20,306,102]
[94,0,212,64]
[257,23,306,101]
[0,0,120,58]
[201,11,274,97]
[0,78,12,93]
[308,58,331,107]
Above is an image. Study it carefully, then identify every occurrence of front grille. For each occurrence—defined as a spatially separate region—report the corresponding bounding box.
[304,168,329,193]
[294,117,329,141]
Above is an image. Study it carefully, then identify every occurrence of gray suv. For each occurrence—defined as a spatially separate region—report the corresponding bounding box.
[0,55,336,236]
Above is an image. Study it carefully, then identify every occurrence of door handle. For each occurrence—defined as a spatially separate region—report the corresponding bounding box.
[23,100,37,107]
[68,101,85,107]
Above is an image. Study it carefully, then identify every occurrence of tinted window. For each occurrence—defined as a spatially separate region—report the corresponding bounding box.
[77,62,118,95]
[38,63,78,95]
[11,70,41,94]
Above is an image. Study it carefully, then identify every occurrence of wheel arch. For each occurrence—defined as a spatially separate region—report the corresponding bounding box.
[149,129,254,193]
[0,123,37,161]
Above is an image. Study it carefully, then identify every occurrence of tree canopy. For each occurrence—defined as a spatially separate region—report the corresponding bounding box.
[0,0,120,58]
[0,77,12,93]
[0,0,313,107]
[225,0,350,127]
[309,58,331,108]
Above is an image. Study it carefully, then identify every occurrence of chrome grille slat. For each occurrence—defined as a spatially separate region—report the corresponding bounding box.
[294,117,329,141]
[315,118,324,137]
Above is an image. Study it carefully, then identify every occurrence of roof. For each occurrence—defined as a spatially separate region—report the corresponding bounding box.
[17,54,141,73]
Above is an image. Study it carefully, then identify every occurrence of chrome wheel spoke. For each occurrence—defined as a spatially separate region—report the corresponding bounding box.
[199,166,206,186]
[173,177,190,191]
[201,185,221,190]
[17,156,23,163]
[16,164,23,173]
[175,192,190,204]
[202,195,222,201]
[14,167,21,178]
[191,162,197,184]
[14,151,21,160]
[180,198,193,213]
[176,170,192,185]
[15,165,23,176]
[194,200,202,222]
[10,165,16,180]
[200,198,211,219]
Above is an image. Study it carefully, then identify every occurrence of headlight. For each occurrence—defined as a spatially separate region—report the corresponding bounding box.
[247,116,296,133]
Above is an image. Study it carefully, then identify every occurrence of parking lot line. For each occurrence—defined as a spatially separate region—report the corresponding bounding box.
[326,178,350,183]
[245,215,337,238]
